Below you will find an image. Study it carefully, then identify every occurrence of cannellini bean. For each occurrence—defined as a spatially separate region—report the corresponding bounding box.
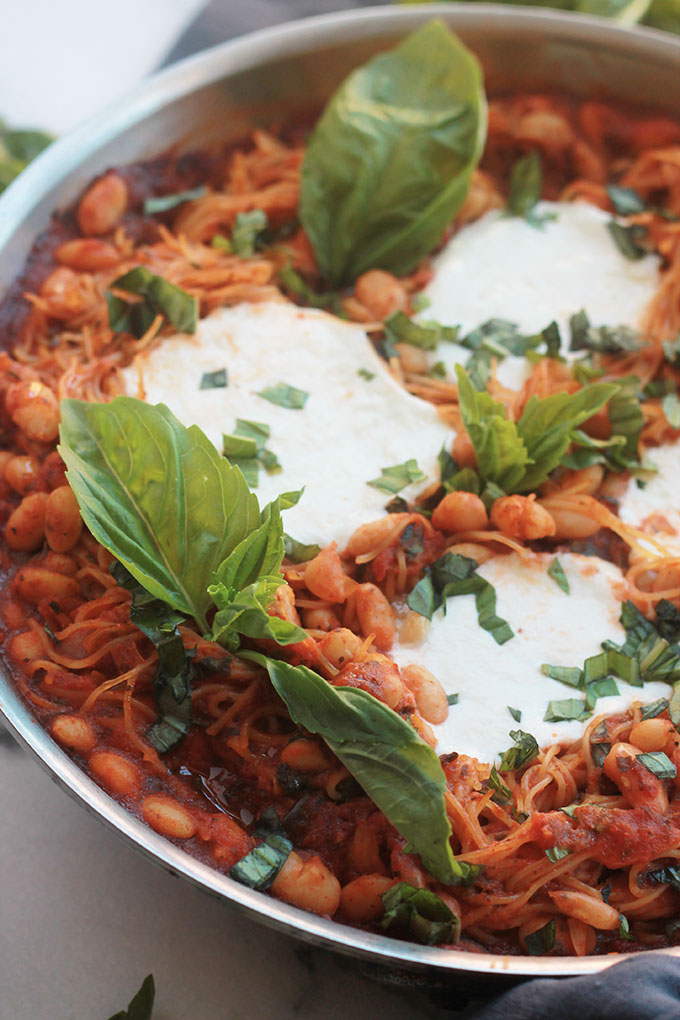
[340,875,396,923]
[13,565,80,606]
[51,714,96,755]
[9,629,45,663]
[6,379,60,443]
[355,583,395,651]
[629,718,677,754]
[89,751,141,798]
[271,851,341,916]
[354,270,408,321]
[397,609,430,645]
[40,450,68,491]
[548,890,620,930]
[55,238,120,270]
[491,494,556,541]
[209,815,253,867]
[566,917,597,957]
[280,738,329,773]
[45,485,83,553]
[302,607,342,631]
[517,110,574,153]
[432,491,488,533]
[304,543,353,602]
[451,432,477,469]
[395,342,428,374]
[348,818,384,875]
[344,515,407,559]
[142,795,197,840]
[401,664,448,724]
[38,268,90,324]
[603,741,669,814]
[318,628,363,670]
[336,655,407,710]
[77,172,128,235]
[539,502,601,541]
[5,492,48,551]
[411,714,437,747]
[4,455,43,495]
[42,551,78,575]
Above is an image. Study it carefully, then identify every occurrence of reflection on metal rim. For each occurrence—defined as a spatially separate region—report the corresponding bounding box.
[2,2,680,981]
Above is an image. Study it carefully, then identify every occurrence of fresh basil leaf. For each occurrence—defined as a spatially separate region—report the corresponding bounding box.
[106,266,197,338]
[257,382,309,410]
[367,459,427,494]
[540,664,584,688]
[606,184,647,216]
[544,698,589,723]
[381,882,462,946]
[640,697,670,720]
[0,124,53,193]
[59,397,259,633]
[508,706,522,723]
[229,833,292,890]
[663,393,680,429]
[106,975,155,1020]
[486,764,511,804]
[407,575,436,620]
[545,846,570,862]
[524,918,556,956]
[300,20,486,285]
[200,368,228,390]
[409,551,513,643]
[548,558,570,594]
[499,729,539,772]
[283,534,321,563]
[455,365,529,492]
[231,209,268,257]
[143,185,206,215]
[506,150,554,227]
[384,311,459,351]
[637,751,677,780]
[585,676,620,711]
[242,652,466,884]
[607,220,647,260]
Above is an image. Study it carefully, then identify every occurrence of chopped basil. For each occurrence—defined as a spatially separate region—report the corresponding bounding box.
[230,832,293,890]
[106,974,155,1020]
[499,729,539,772]
[548,558,570,594]
[540,664,584,689]
[560,803,578,819]
[380,882,462,946]
[0,121,53,194]
[569,309,642,355]
[508,706,522,723]
[524,918,556,956]
[545,846,570,862]
[257,382,309,410]
[637,751,677,780]
[384,310,458,351]
[606,184,647,216]
[607,220,647,260]
[411,292,430,313]
[430,361,447,379]
[618,913,635,942]
[211,234,232,252]
[585,676,620,711]
[640,698,670,720]
[506,150,554,228]
[277,265,338,310]
[544,698,589,723]
[486,764,511,804]
[143,185,206,215]
[385,495,409,514]
[106,266,197,338]
[663,393,680,429]
[283,534,320,564]
[591,739,611,769]
[199,368,227,390]
[447,692,459,706]
[358,368,375,381]
[231,209,268,257]
[649,864,680,892]
[656,600,680,644]
[663,336,680,367]
[222,419,281,487]
[367,459,427,495]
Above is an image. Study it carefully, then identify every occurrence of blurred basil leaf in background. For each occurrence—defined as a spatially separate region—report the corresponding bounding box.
[400,0,680,33]
[0,118,53,193]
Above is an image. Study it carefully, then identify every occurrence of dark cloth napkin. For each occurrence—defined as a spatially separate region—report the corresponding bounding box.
[161,4,680,1017]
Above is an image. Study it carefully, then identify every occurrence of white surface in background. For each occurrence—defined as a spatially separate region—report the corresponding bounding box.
[0,0,205,133]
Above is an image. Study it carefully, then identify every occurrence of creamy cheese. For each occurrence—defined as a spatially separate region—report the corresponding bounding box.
[422,201,660,389]
[392,552,670,762]
[122,301,451,547]
[618,443,680,553]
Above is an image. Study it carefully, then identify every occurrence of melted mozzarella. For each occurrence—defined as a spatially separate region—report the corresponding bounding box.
[393,552,670,761]
[122,301,451,547]
[618,443,680,553]
[422,202,660,389]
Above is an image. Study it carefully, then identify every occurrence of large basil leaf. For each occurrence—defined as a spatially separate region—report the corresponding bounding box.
[455,366,529,492]
[300,20,486,285]
[59,397,260,633]
[242,652,472,886]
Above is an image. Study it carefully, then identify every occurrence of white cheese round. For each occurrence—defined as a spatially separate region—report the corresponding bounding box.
[618,443,680,553]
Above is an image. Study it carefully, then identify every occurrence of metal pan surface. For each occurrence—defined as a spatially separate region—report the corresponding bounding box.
[2,3,680,984]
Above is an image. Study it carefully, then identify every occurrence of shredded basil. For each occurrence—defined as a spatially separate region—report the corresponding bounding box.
[257,382,309,410]
[637,751,677,780]
[541,664,584,689]
[143,185,206,215]
[649,864,680,892]
[560,803,578,819]
[200,368,227,390]
[606,183,647,216]
[545,846,570,862]
[430,361,447,378]
[283,534,321,564]
[229,833,292,890]
[619,913,635,941]
[384,310,458,351]
[106,266,197,338]
[222,419,281,487]
[544,698,589,723]
[486,764,511,804]
[508,706,522,723]
[548,558,570,594]
[447,692,459,706]
[380,882,462,946]
[231,209,268,257]
[499,730,539,772]
[607,220,648,260]
[524,918,556,956]
[506,150,555,228]
[585,677,620,711]
[367,459,427,495]
[640,698,670,720]
[358,368,375,381]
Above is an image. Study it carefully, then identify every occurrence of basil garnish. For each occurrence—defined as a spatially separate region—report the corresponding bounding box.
[143,185,206,215]
[381,882,462,946]
[545,846,570,862]
[257,382,309,410]
[541,664,585,689]
[242,652,471,885]
[637,751,677,780]
[367,459,427,495]
[384,311,459,351]
[283,534,321,564]
[486,764,511,804]
[231,209,268,257]
[499,730,539,772]
[300,20,486,285]
[649,864,680,892]
[506,150,554,228]
[619,913,635,941]
[222,419,281,487]
[200,368,227,390]
[548,558,570,594]
[606,184,647,216]
[607,220,647,261]
[230,834,292,890]
[544,699,589,723]
[106,975,155,1020]
[508,706,522,723]
[640,698,670,720]
[358,368,375,381]
[106,266,197,338]
[524,918,556,956]
[0,121,53,193]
